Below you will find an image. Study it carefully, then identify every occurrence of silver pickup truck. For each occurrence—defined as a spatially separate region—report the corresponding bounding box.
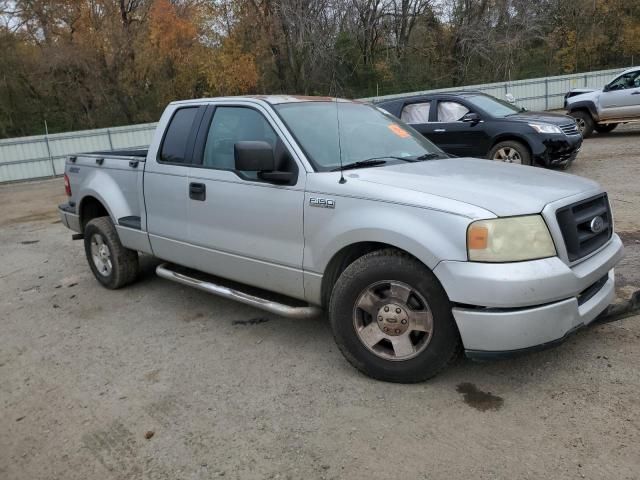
[59,96,624,383]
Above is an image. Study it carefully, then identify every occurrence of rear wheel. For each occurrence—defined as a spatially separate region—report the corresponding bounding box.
[329,249,461,383]
[594,123,618,134]
[488,140,531,166]
[84,217,139,289]
[570,110,595,138]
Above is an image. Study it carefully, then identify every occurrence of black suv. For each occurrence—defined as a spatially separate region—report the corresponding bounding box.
[376,92,582,168]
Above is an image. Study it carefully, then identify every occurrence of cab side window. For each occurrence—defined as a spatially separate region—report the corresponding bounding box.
[159,107,199,163]
[437,101,470,122]
[608,71,640,90]
[400,102,431,124]
[203,107,277,171]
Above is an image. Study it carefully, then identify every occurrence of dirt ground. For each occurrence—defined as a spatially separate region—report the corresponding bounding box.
[1,126,639,480]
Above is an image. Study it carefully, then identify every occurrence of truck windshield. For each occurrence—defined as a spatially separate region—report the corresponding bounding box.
[274,101,445,171]
[466,94,521,118]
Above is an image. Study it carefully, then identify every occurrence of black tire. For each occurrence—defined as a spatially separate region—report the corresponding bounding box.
[84,217,139,289]
[487,140,532,166]
[594,123,618,134]
[570,110,595,138]
[328,249,461,383]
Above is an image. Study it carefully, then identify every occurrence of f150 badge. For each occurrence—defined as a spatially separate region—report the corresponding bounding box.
[310,197,335,209]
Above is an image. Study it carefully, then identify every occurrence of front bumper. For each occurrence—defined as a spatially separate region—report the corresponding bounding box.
[532,134,582,167]
[434,234,624,355]
[58,203,81,233]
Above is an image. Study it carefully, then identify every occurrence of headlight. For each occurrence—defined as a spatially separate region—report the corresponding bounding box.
[467,215,556,262]
[528,122,562,134]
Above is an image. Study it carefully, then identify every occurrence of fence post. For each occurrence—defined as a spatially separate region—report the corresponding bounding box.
[544,78,549,110]
[44,121,55,177]
[584,74,587,87]
[107,129,114,150]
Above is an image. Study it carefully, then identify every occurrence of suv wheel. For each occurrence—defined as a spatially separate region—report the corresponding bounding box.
[84,217,139,289]
[594,123,617,134]
[570,110,595,138]
[329,249,461,383]
[488,140,531,165]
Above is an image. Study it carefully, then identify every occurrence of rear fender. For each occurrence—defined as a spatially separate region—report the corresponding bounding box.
[78,169,136,226]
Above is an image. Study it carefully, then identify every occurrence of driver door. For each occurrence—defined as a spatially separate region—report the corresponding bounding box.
[429,100,491,157]
[183,104,306,300]
[600,71,640,119]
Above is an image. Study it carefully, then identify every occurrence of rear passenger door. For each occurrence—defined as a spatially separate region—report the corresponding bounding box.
[144,105,206,261]
[185,103,306,300]
[399,101,440,144]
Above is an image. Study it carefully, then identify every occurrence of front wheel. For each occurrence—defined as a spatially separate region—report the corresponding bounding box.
[570,110,595,137]
[84,217,139,289]
[488,140,532,166]
[329,249,461,383]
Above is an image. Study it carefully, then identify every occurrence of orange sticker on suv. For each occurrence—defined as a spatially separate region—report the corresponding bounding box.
[388,124,410,138]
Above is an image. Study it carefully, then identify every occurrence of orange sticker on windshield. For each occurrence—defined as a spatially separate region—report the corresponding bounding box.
[388,124,410,138]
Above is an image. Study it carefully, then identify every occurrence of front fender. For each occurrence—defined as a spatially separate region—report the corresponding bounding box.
[566,100,600,122]
[304,197,474,274]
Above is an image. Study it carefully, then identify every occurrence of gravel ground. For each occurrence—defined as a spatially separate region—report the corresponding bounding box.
[1,126,639,480]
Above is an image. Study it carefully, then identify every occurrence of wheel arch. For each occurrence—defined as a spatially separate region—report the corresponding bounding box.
[320,242,409,307]
[567,101,600,122]
[79,195,111,230]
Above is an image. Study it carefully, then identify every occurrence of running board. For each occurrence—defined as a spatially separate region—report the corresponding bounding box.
[156,263,322,319]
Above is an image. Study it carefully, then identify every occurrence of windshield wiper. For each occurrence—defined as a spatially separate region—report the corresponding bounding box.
[413,152,449,160]
[331,159,388,171]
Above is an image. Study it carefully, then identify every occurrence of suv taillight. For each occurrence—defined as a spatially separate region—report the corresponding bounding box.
[64,173,72,196]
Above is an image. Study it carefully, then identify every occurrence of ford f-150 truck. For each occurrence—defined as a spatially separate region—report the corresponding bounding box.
[59,96,624,383]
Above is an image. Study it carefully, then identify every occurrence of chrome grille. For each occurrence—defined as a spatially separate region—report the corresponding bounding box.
[560,122,580,135]
[556,194,612,262]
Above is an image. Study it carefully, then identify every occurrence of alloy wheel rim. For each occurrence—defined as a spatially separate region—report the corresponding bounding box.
[493,147,522,164]
[90,233,112,277]
[575,118,586,134]
[353,280,433,361]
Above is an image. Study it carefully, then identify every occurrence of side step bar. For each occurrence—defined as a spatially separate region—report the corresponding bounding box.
[156,264,322,319]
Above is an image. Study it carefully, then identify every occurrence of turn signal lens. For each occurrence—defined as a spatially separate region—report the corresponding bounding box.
[467,215,556,262]
[64,173,71,196]
[467,225,488,250]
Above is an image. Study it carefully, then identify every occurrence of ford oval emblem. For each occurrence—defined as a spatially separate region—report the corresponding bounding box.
[590,215,604,234]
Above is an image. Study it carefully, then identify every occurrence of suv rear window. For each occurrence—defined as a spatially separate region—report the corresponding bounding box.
[160,107,199,163]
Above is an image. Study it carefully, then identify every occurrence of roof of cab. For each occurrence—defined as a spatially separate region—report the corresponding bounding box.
[170,95,357,106]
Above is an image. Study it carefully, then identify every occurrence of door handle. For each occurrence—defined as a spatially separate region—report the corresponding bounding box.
[631,91,640,95]
[434,129,446,133]
[189,182,206,201]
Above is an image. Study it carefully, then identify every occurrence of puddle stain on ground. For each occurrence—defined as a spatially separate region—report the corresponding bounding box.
[232,317,270,326]
[456,382,504,411]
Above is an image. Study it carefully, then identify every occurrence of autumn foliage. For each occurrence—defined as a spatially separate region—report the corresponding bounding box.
[0,0,638,138]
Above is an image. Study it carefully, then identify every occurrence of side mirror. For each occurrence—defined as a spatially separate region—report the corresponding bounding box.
[462,112,481,124]
[603,84,610,92]
[234,141,295,184]
[235,141,275,171]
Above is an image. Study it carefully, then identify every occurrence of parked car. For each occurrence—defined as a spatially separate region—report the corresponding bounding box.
[565,66,640,137]
[376,91,582,169]
[59,96,623,383]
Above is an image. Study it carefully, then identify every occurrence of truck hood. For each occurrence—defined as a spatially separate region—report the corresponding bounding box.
[566,89,600,103]
[569,88,598,94]
[348,158,600,217]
